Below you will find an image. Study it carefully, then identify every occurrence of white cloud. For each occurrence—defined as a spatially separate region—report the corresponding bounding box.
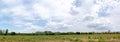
[0,0,120,32]
[10,5,35,20]
[1,0,21,4]
[32,3,51,19]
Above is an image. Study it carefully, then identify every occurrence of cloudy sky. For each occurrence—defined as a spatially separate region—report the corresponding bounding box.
[0,0,120,33]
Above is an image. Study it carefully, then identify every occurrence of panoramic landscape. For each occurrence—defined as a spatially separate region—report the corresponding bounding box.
[0,29,120,42]
[0,0,120,42]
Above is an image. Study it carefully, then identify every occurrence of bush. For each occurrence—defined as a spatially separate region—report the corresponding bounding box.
[4,29,8,35]
[0,30,3,35]
[76,32,80,34]
[89,39,95,42]
[44,31,54,35]
[11,32,16,35]
[98,39,106,42]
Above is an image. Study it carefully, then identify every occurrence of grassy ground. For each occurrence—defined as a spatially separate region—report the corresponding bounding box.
[0,34,120,42]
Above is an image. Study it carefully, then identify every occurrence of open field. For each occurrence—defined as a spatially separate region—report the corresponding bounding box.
[0,34,120,42]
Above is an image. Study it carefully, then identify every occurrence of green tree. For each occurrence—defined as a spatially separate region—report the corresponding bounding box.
[54,32,61,35]
[67,32,75,35]
[36,31,45,35]
[11,32,16,35]
[44,31,54,35]
[4,29,8,35]
[76,32,80,34]
[0,30,3,35]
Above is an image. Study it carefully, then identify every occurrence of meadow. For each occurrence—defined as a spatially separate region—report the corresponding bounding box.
[0,34,120,42]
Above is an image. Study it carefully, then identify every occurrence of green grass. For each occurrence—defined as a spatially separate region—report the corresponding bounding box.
[0,34,120,42]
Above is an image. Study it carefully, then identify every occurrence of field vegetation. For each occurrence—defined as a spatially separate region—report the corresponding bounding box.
[0,29,120,42]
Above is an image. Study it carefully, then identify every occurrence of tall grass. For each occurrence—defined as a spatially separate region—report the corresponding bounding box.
[0,34,120,42]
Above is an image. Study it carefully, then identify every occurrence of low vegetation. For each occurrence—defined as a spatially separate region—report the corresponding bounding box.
[0,29,120,42]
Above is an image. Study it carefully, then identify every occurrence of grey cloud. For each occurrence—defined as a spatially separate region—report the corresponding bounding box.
[97,6,112,17]
[51,17,63,22]
[87,23,110,30]
[33,19,48,27]
[83,16,94,22]
[69,8,79,15]
[72,0,82,7]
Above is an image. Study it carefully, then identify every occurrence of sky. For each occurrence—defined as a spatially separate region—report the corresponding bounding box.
[0,0,120,33]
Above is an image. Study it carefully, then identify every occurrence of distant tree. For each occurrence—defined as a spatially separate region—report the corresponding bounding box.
[76,32,80,34]
[0,30,3,35]
[44,31,54,35]
[80,32,88,34]
[4,29,8,35]
[88,32,93,34]
[36,31,45,35]
[54,32,61,35]
[67,32,75,35]
[11,32,16,35]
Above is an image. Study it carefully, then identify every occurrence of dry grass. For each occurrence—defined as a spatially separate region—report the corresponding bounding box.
[0,34,120,42]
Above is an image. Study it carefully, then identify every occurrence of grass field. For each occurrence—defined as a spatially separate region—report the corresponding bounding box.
[0,34,120,42]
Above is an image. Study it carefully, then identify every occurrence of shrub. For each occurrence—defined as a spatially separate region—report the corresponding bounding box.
[11,32,16,35]
[88,39,95,42]
[0,30,3,35]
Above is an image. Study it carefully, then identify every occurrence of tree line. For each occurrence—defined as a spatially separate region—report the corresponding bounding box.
[0,29,16,35]
[0,29,120,35]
